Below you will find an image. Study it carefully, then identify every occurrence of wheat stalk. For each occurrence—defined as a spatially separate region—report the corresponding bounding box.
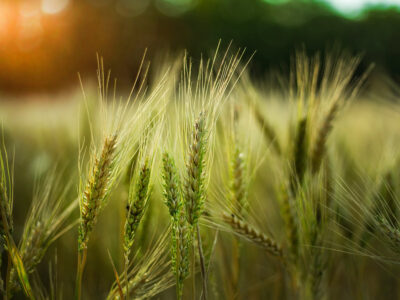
[0,176,11,295]
[162,152,190,300]
[227,143,249,296]
[76,134,118,300]
[280,185,298,263]
[184,112,208,299]
[0,150,34,299]
[184,112,207,227]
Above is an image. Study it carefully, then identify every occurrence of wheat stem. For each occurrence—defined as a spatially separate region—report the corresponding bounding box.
[75,248,87,300]
[196,223,208,300]
[280,185,298,263]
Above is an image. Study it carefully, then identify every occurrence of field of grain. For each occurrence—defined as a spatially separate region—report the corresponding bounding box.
[1,48,400,300]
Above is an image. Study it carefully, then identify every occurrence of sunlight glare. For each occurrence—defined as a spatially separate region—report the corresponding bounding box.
[41,0,70,15]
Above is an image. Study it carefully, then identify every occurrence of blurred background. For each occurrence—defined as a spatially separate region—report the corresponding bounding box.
[1,0,400,95]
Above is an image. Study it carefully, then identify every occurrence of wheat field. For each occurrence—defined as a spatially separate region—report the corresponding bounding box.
[1,47,400,300]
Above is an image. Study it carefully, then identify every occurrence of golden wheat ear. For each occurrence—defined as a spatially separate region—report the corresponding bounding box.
[78,134,117,251]
[76,134,118,300]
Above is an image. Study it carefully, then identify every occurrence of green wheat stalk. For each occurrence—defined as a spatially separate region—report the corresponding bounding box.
[76,134,118,300]
[184,112,208,300]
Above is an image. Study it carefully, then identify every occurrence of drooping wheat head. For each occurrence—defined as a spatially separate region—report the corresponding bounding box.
[222,213,283,257]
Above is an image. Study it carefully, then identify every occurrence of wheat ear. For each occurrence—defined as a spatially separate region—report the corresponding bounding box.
[124,158,151,258]
[230,147,248,213]
[184,112,207,227]
[311,101,340,174]
[162,153,181,218]
[123,158,151,299]
[78,134,117,250]
[184,112,208,299]
[162,153,190,300]
[222,213,283,257]
[291,116,308,193]
[76,134,117,300]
